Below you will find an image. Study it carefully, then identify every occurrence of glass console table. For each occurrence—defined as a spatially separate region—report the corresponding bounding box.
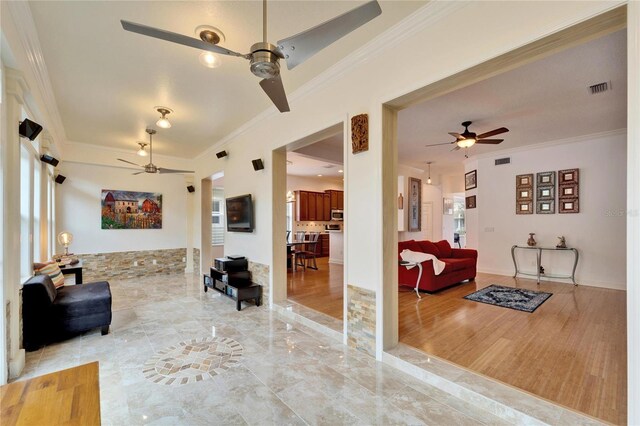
[511,245,579,285]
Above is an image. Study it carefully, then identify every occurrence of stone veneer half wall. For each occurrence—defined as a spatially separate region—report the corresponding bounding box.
[347,284,376,356]
[248,261,270,306]
[79,248,192,282]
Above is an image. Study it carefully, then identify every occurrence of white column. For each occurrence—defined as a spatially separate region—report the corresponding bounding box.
[627,2,640,424]
[185,176,194,273]
[39,132,52,261]
[3,69,28,379]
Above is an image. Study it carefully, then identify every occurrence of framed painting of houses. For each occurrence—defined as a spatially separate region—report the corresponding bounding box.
[101,189,162,229]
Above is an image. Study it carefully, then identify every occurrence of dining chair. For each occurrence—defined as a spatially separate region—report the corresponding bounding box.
[286,230,291,242]
[293,231,306,271]
[298,232,320,270]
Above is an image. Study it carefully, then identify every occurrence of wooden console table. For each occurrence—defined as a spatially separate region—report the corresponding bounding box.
[0,361,101,425]
[511,245,579,285]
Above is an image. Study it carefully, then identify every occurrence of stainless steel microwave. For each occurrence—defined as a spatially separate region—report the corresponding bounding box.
[331,210,344,221]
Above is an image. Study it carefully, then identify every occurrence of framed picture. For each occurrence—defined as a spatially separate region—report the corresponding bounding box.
[408,177,422,231]
[536,200,555,214]
[559,198,579,213]
[465,195,476,209]
[443,198,453,215]
[559,168,579,184]
[537,171,556,186]
[516,174,533,188]
[465,170,477,190]
[537,186,555,200]
[560,183,578,197]
[101,189,162,229]
[516,201,533,214]
[518,188,533,201]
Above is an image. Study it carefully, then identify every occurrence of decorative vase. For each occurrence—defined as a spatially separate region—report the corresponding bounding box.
[527,233,537,247]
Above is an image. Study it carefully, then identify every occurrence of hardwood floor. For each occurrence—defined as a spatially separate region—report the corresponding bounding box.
[399,273,627,425]
[287,257,343,320]
[1,362,101,425]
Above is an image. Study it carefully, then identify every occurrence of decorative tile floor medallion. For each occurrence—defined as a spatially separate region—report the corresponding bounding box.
[143,337,243,386]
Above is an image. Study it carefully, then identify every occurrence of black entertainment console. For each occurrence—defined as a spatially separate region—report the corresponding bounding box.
[203,257,262,311]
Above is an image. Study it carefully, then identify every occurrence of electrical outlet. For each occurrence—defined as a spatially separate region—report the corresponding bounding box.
[133,261,138,267]
[152,259,157,265]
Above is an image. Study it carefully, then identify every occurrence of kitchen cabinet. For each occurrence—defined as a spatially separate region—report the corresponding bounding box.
[308,192,317,221]
[326,190,344,211]
[296,191,308,221]
[316,193,324,221]
[295,190,343,221]
[323,193,331,221]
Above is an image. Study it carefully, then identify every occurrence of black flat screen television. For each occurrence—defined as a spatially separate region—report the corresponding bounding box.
[226,194,254,232]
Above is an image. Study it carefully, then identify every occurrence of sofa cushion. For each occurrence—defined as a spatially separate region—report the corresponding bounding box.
[416,240,441,258]
[53,281,111,319]
[34,261,65,288]
[440,257,475,272]
[435,240,453,258]
[398,240,422,255]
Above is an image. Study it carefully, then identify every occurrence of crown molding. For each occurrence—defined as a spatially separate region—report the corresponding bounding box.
[63,139,192,165]
[195,0,469,161]
[466,128,627,162]
[6,1,68,156]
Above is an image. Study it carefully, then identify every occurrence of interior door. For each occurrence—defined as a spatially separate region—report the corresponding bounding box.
[422,201,433,240]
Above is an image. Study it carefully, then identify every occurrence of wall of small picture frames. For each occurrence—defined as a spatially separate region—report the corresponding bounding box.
[516,168,579,215]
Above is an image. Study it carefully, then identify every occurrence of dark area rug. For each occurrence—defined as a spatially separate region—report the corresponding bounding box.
[463,284,552,313]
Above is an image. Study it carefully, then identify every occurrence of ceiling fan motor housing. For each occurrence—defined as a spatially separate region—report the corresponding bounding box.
[250,42,282,79]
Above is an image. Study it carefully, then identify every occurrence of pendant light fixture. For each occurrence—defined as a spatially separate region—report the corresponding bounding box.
[155,107,173,129]
[137,142,148,157]
[427,161,433,184]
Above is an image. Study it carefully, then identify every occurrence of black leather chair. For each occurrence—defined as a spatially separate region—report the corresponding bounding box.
[22,275,112,351]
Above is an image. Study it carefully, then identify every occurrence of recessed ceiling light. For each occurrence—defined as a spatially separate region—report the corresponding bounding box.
[317,174,323,177]
[338,170,343,173]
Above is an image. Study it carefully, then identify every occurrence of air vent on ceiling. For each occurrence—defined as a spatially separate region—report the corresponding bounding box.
[495,157,511,166]
[589,81,610,94]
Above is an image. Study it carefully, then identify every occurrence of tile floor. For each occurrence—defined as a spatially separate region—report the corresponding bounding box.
[21,273,507,425]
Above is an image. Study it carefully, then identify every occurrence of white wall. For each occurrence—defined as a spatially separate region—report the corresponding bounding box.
[56,162,188,255]
[467,131,626,289]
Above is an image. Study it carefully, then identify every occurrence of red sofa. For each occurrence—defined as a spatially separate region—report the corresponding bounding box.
[398,239,477,293]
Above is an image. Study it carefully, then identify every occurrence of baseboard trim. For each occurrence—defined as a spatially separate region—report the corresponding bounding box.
[9,349,25,379]
[477,268,625,291]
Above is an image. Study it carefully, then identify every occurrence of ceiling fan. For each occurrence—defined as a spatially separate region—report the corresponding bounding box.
[425,121,509,156]
[118,129,195,175]
[120,0,382,113]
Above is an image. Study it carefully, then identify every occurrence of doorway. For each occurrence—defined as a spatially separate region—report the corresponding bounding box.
[385,8,628,424]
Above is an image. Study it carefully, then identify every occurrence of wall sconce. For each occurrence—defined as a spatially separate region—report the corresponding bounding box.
[398,193,404,209]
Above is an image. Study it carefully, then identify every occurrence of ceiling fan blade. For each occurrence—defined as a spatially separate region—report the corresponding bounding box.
[277,0,382,70]
[121,20,246,58]
[158,168,195,174]
[259,75,290,112]
[475,139,504,144]
[448,132,463,140]
[451,145,461,151]
[118,158,144,167]
[132,171,145,175]
[477,127,509,139]
[425,141,455,148]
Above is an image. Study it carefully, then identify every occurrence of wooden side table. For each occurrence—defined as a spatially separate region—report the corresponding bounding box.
[59,261,83,284]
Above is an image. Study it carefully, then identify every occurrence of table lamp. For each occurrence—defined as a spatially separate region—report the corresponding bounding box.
[57,231,73,255]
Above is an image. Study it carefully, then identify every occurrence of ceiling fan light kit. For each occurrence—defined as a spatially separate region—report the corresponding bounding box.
[426,121,509,155]
[155,107,173,128]
[121,0,382,113]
